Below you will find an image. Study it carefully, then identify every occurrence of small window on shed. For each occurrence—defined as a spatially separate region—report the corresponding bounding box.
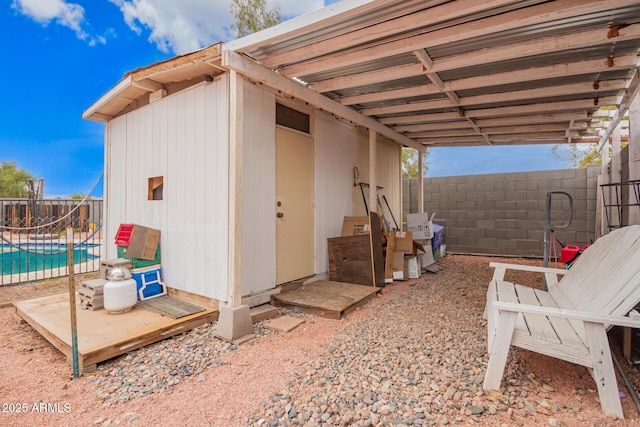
[276,103,310,134]
[148,176,163,201]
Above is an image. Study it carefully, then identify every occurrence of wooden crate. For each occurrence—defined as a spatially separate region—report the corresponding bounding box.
[328,235,377,287]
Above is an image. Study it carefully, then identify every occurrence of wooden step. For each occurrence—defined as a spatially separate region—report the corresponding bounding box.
[250,304,279,323]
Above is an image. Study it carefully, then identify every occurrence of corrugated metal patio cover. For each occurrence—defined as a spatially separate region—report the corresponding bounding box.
[226,0,640,148]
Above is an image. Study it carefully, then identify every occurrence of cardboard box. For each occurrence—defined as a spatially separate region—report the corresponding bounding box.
[394,231,413,253]
[341,216,370,236]
[416,239,435,268]
[126,225,161,261]
[392,251,406,280]
[406,212,436,240]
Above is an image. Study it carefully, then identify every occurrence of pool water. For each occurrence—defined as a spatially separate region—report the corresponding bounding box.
[1,244,98,275]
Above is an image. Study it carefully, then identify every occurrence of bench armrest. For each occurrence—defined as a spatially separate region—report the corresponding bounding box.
[490,262,567,281]
[491,301,640,329]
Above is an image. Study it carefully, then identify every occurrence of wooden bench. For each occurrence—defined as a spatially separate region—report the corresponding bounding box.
[483,225,640,418]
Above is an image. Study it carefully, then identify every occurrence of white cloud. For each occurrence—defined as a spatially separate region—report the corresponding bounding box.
[11,0,105,45]
[109,0,330,54]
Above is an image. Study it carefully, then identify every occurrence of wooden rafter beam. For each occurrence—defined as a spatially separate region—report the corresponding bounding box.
[221,50,425,152]
[260,0,517,68]
[361,96,619,118]
[459,81,626,107]
[393,121,473,133]
[312,64,423,94]
[466,97,620,119]
[342,79,626,108]
[428,23,640,75]
[131,78,164,92]
[414,47,489,145]
[313,54,635,102]
[280,0,634,78]
[476,112,588,127]
[445,55,638,92]
[378,112,462,125]
[480,123,588,134]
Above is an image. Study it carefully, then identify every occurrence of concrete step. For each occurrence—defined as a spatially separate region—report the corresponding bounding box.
[250,303,279,323]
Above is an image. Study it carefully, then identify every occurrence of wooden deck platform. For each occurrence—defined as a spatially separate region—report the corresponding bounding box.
[271,280,380,319]
[13,293,217,372]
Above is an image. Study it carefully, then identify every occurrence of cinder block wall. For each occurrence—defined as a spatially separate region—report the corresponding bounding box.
[403,167,599,257]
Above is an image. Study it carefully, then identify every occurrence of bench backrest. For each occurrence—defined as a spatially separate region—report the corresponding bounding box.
[553,225,640,316]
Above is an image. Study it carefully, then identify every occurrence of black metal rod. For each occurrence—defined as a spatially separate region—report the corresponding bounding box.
[612,350,640,415]
[382,195,400,230]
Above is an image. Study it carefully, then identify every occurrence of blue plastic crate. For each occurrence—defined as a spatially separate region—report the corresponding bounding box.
[131,264,166,300]
[432,223,445,250]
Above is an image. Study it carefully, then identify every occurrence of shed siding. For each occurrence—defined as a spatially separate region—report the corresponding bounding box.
[352,133,402,219]
[104,78,229,301]
[314,111,359,273]
[241,81,277,296]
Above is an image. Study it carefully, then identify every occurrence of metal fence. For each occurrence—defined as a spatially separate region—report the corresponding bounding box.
[0,198,104,285]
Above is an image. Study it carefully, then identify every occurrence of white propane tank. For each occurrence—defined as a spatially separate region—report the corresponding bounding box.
[103,267,138,314]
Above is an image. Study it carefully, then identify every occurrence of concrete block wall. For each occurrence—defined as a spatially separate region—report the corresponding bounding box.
[403,167,599,257]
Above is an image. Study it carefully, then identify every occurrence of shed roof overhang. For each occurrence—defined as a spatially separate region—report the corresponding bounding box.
[224,0,640,150]
[82,43,224,122]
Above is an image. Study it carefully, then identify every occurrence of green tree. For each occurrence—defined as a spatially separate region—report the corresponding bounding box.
[402,148,429,178]
[552,143,601,168]
[70,194,85,200]
[230,0,281,38]
[0,161,35,198]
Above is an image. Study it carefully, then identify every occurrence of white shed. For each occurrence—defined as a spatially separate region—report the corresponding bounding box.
[84,0,640,339]
[83,43,409,339]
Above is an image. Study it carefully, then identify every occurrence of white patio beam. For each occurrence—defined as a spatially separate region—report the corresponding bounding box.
[339,79,438,106]
[393,112,589,137]
[598,71,640,151]
[361,99,455,116]
[448,55,638,93]
[406,128,492,138]
[476,113,588,127]
[369,129,377,214]
[281,0,632,78]
[221,49,425,152]
[393,121,473,133]
[480,123,588,134]
[378,112,461,126]
[420,138,570,147]
[342,79,625,108]
[227,70,244,309]
[428,23,640,75]
[466,97,621,119]
[313,64,424,94]
[460,81,626,108]
[362,96,619,118]
[316,55,635,100]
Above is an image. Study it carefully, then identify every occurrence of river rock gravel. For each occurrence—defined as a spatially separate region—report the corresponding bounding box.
[1,255,639,427]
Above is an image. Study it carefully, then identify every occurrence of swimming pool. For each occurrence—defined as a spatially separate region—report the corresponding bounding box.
[0,243,100,276]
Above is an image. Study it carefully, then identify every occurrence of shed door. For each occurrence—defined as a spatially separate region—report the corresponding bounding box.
[276,127,315,284]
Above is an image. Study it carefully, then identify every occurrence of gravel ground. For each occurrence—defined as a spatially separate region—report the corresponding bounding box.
[1,255,640,427]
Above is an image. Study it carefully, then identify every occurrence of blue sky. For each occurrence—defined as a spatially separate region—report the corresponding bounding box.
[0,0,571,197]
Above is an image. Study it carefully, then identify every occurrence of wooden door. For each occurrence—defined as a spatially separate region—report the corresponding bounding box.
[276,127,315,284]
